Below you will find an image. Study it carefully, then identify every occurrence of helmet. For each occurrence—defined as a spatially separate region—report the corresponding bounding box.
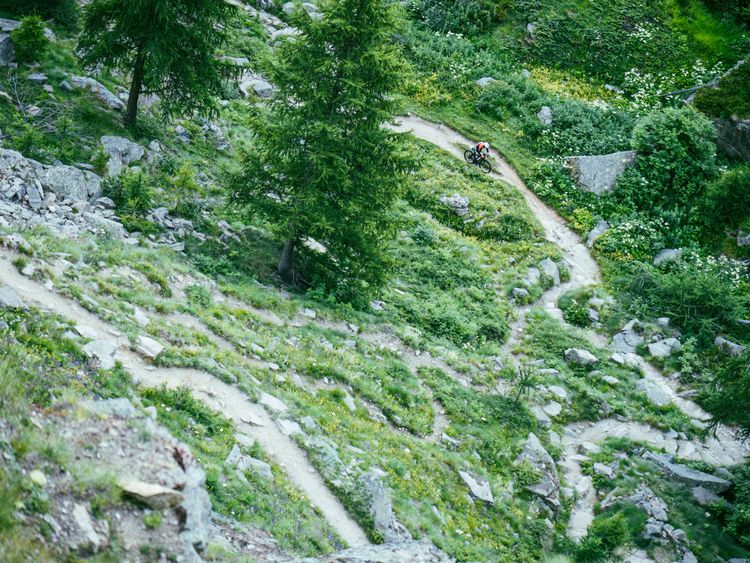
[485,143,490,150]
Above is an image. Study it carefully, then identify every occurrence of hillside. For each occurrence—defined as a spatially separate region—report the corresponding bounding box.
[0,1,749,562]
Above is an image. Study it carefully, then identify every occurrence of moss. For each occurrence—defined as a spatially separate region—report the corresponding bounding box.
[694,62,750,119]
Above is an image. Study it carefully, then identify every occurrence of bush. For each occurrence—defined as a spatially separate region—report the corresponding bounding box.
[725,463,750,546]
[702,165,750,236]
[101,170,156,232]
[695,63,750,120]
[0,0,78,27]
[10,17,49,64]
[594,217,668,262]
[406,0,503,36]
[616,108,717,215]
[574,513,629,562]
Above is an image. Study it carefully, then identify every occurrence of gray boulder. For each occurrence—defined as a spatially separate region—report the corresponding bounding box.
[439,193,469,217]
[82,340,117,370]
[654,248,682,266]
[476,76,497,88]
[586,220,610,248]
[458,470,494,505]
[514,433,560,511]
[41,165,101,201]
[0,285,26,309]
[539,258,560,285]
[648,338,681,358]
[80,398,138,418]
[358,470,412,542]
[523,267,541,287]
[70,76,125,111]
[692,486,722,506]
[612,322,644,354]
[644,452,732,493]
[537,106,553,126]
[566,150,637,195]
[715,336,746,357]
[624,485,669,521]
[738,232,750,247]
[564,348,598,365]
[0,33,14,66]
[135,335,164,359]
[715,119,750,162]
[240,78,275,98]
[636,379,672,408]
[100,136,145,176]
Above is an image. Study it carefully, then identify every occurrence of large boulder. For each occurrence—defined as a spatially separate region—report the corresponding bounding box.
[458,470,494,505]
[715,119,750,162]
[358,470,412,543]
[240,78,275,98]
[636,379,672,408]
[70,76,126,111]
[100,136,145,177]
[0,33,14,66]
[41,165,102,201]
[612,320,644,354]
[586,220,609,248]
[514,433,560,511]
[566,151,637,195]
[644,452,732,493]
[564,348,598,365]
[715,336,746,357]
[0,285,26,309]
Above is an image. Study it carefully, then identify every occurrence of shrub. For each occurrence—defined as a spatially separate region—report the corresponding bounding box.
[574,513,629,562]
[594,217,668,262]
[704,352,750,437]
[695,62,750,120]
[559,288,594,327]
[0,0,78,28]
[725,463,750,546]
[101,170,156,232]
[702,165,750,236]
[10,16,49,64]
[615,108,717,215]
[406,0,501,36]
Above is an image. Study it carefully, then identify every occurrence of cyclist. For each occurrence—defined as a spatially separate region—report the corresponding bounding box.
[475,141,490,159]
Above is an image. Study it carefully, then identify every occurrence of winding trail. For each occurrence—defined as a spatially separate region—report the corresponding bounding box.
[392,115,750,541]
[0,253,370,549]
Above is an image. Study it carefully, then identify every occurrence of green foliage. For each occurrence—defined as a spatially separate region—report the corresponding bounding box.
[594,217,668,262]
[185,284,212,309]
[702,165,750,237]
[234,0,409,302]
[695,62,750,120]
[101,171,156,233]
[10,16,49,64]
[559,288,594,327]
[78,0,240,122]
[704,352,750,437]
[725,463,750,547]
[613,258,748,346]
[616,108,717,218]
[573,513,629,562]
[508,363,540,404]
[0,0,78,28]
[405,0,503,36]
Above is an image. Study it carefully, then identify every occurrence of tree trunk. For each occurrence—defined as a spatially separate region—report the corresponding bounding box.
[277,238,295,281]
[125,50,146,125]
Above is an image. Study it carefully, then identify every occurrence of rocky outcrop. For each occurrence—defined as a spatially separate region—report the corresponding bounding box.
[515,433,560,511]
[458,470,494,505]
[70,76,126,111]
[643,452,732,493]
[439,193,469,217]
[100,136,145,176]
[564,348,598,365]
[715,118,750,162]
[566,151,637,195]
[715,336,746,357]
[304,540,454,563]
[358,470,412,543]
[586,220,609,248]
[612,320,644,354]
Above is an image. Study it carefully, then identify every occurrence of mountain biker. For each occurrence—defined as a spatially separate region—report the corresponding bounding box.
[475,142,490,159]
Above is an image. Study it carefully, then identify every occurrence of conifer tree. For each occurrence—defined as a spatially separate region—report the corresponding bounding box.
[234,0,409,301]
[78,0,238,124]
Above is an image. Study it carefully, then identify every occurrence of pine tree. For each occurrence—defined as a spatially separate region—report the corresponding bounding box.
[78,0,239,124]
[234,0,409,302]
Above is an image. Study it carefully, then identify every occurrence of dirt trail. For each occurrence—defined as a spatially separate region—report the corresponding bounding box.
[0,254,370,548]
[393,115,750,541]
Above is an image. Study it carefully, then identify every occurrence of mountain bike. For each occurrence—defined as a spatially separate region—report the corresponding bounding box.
[464,148,492,174]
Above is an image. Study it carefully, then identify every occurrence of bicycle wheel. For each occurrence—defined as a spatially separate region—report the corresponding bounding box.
[479,159,492,174]
[464,149,475,164]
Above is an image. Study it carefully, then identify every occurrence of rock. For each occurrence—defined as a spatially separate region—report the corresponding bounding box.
[0,33,14,66]
[593,462,615,479]
[587,220,610,248]
[612,324,644,354]
[543,401,562,417]
[564,348,598,365]
[82,340,117,370]
[476,76,497,87]
[218,56,250,66]
[59,80,73,91]
[602,375,620,385]
[80,398,138,418]
[653,248,682,266]
[226,444,275,481]
[643,452,732,493]
[41,164,102,201]
[27,72,48,84]
[537,106,553,126]
[0,285,26,309]
[692,486,722,506]
[342,393,356,412]
[29,469,47,487]
[135,335,164,360]
[240,78,274,98]
[72,503,106,553]
[118,479,184,509]
[358,470,412,542]
[133,308,150,327]
[636,379,672,408]
[271,27,301,42]
[648,338,681,358]
[439,193,469,217]
[100,136,145,176]
[70,76,125,111]
[715,118,750,162]
[303,540,453,563]
[715,336,746,357]
[548,385,567,401]
[514,433,559,511]
[174,125,191,143]
[259,392,288,413]
[512,287,529,301]
[539,258,560,285]
[566,151,638,195]
[523,267,541,287]
[458,470,494,505]
[625,485,669,521]
[82,212,127,238]
[738,232,750,247]
[276,418,302,436]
